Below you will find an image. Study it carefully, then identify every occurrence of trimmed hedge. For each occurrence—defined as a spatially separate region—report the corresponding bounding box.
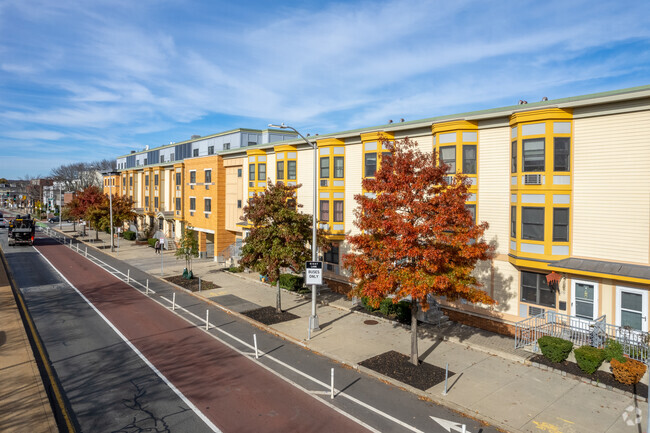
[147,238,158,248]
[604,339,625,363]
[574,345,606,374]
[227,265,244,273]
[279,274,304,291]
[123,230,136,241]
[537,336,573,363]
[360,297,411,323]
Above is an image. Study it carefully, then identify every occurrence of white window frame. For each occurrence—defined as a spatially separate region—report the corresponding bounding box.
[616,286,648,332]
[571,279,599,320]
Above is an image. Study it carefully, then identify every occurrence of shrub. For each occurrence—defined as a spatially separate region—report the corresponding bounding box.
[360,296,377,312]
[574,345,606,374]
[379,298,396,316]
[147,238,158,248]
[227,265,243,273]
[611,358,647,385]
[279,274,304,291]
[537,336,573,363]
[123,230,136,241]
[603,339,625,363]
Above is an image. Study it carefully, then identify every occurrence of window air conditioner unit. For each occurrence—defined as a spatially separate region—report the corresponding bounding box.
[528,306,545,317]
[443,176,454,184]
[320,180,328,187]
[249,182,254,187]
[524,174,542,185]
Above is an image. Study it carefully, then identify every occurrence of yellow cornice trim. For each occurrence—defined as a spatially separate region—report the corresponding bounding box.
[360,131,394,142]
[508,256,551,270]
[246,149,267,156]
[509,108,573,126]
[431,120,478,134]
[273,144,297,152]
[317,138,345,147]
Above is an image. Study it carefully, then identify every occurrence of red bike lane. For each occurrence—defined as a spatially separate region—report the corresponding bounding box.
[36,240,369,433]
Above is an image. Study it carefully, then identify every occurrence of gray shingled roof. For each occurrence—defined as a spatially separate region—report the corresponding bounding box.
[550,258,650,282]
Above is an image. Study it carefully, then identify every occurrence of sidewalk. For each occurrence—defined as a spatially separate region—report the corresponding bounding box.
[58,225,650,433]
[0,249,58,433]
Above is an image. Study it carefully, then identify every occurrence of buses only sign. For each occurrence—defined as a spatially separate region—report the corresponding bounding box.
[305,261,323,285]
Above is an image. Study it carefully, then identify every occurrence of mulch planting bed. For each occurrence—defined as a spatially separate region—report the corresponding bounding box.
[359,350,453,391]
[164,275,219,292]
[530,354,648,397]
[241,306,300,325]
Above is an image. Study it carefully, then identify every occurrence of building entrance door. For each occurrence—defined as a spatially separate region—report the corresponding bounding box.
[616,286,648,332]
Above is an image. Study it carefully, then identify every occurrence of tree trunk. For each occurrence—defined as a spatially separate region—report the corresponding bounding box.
[410,300,419,366]
[276,279,282,313]
[95,225,99,241]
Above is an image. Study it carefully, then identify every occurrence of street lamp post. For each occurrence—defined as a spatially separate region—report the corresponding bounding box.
[269,123,320,330]
[59,187,62,231]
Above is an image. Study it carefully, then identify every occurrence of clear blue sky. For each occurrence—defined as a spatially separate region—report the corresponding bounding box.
[1,0,649,179]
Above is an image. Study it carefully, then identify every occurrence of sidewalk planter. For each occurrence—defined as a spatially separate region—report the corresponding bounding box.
[537,336,573,363]
[611,358,647,385]
[574,345,606,375]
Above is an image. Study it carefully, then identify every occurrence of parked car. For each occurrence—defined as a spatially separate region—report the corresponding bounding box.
[0,218,8,228]
[48,216,60,223]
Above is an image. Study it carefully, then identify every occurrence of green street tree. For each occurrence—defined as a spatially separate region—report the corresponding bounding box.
[240,180,326,313]
[175,227,199,278]
[97,195,136,234]
[344,137,495,365]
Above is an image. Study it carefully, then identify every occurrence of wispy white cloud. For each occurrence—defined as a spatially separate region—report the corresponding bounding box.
[0,0,649,178]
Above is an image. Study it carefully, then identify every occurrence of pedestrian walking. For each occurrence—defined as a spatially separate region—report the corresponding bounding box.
[155,240,161,254]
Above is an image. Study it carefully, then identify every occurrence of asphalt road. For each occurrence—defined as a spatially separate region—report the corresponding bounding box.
[1,223,501,433]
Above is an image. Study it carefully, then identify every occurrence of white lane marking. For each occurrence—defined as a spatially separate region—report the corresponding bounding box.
[32,246,222,433]
[162,297,428,433]
[46,232,428,433]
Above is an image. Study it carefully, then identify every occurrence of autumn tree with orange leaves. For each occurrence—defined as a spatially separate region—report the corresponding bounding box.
[344,138,495,365]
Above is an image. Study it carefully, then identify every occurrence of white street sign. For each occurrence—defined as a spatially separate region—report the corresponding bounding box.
[305,261,323,285]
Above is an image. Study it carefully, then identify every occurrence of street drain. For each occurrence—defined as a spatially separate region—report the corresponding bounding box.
[364,320,378,325]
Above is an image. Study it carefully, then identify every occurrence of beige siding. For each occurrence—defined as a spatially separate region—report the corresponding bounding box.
[266,154,276,183]
[477,126,511,255]
[413,133,433,153]
[225,165,243,232]
[296,148,315,215]
[345,143,363,235]
[573,110,650,263]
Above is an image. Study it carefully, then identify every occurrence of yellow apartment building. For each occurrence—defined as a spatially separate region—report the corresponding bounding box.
[105,84,650,335]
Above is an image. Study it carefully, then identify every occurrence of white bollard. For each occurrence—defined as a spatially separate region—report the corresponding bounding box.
[205,310,209,330]
[146,279,149,295]
[254,334,258,359]
[462,425,466,433]
[127,269,130,283]
[172,293,176,311]
[443,362,449,395]
[70,239,72,247]
[331,368,334,399]
[85,246,88,257]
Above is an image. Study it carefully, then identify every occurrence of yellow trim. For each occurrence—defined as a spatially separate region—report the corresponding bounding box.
[273,144,297,152]
[431,120,478,135]
[359,131,394,142]
[509,108,573,126]
[317,138,345,147]
[508,256,553,270]
[246,149,267,156]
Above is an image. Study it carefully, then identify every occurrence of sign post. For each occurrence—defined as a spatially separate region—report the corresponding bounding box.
[160,237,165,276]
